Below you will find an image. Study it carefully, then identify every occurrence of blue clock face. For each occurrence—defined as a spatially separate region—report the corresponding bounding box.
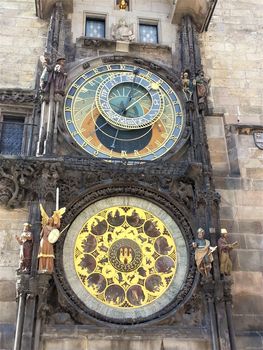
[96,73,164,129]
[64,64,185,161]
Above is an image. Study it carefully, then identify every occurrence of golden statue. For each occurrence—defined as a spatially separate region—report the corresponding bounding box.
[119,0,128,10]
[38,204,66,273]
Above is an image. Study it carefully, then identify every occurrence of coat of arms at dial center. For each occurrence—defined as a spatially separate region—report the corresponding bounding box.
[109,238,143,272]
[74,206,177,308]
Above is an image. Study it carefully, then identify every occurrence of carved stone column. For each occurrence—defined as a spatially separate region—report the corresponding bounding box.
[203,280,220,350]
[179,15,237,350]
[13,274,29,350]
[223,278,237,350]
[37,1,67,156]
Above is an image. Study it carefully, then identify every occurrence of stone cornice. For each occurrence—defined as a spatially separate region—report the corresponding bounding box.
[226,124,263,135]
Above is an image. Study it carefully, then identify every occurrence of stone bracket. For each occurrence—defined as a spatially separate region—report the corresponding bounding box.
[171,0,218,32]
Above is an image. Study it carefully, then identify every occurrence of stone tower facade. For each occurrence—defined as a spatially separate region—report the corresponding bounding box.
[0,0,262,349]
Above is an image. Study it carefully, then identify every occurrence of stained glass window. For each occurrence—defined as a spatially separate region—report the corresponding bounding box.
[0,116,24,155]
[139,24,158,44]
[86,18,105,38]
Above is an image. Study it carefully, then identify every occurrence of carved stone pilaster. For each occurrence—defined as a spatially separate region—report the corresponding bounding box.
[16,273,30,299]
[36,274,53,320]
[223,277,234,304]
[180,16,202,77]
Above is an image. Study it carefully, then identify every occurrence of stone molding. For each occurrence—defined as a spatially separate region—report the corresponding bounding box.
[226,123,263,135]
[0,89,36,106]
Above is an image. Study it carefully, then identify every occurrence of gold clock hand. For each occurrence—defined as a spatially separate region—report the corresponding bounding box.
[124,83,159,112]
[125,91,150,112]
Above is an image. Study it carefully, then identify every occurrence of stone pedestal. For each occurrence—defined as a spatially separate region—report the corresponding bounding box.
[116,40,130,53]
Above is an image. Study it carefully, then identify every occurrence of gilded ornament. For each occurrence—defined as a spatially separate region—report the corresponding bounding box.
[74,206,177,308]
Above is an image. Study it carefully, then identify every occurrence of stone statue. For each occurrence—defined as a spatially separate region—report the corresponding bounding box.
[195,70,210,107]
[181,70,194,101]
[192,228,217,277]
[38,204,66,274]
[218,228,238,276]
[112,18,135,42]
[39,55,53,97]
[53,57,67,96]
[16,223,33,273]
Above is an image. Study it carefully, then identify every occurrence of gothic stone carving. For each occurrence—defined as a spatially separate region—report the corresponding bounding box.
[0,159,63,207]
[0,89,36,105]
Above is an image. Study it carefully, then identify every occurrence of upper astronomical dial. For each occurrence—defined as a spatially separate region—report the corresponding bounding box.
[64,64,184,161]
[96,72,164,130]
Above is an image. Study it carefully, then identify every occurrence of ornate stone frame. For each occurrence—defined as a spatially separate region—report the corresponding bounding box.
[54,183,198,326]
[59,54,190,162]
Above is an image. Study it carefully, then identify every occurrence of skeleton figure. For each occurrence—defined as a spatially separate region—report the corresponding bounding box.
[181,70,194,101]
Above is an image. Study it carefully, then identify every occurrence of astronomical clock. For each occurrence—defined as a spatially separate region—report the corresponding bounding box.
[63,63,185,161]
[56,60,195,326]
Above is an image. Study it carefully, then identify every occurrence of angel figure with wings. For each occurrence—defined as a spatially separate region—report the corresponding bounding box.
[38,204,66,273]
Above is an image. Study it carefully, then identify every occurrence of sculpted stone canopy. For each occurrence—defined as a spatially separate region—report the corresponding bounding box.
[170,0,217,31]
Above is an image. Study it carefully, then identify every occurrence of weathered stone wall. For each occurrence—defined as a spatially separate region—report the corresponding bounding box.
[0,0,48,89]
[71,0,177,47]
[0,207,28,349]
[203,0,263,347]
[41,337,210,350]
[200,0,263,125]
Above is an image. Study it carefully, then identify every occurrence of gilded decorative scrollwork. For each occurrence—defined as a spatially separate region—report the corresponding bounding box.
[74,206,177,308]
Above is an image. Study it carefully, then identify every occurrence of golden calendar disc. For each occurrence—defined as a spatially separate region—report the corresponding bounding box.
[74,205,177,309]
[62,196,190,324]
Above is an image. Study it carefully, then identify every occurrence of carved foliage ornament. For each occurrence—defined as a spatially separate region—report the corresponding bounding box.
[0,89,36,105]
[0,159,62,207]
